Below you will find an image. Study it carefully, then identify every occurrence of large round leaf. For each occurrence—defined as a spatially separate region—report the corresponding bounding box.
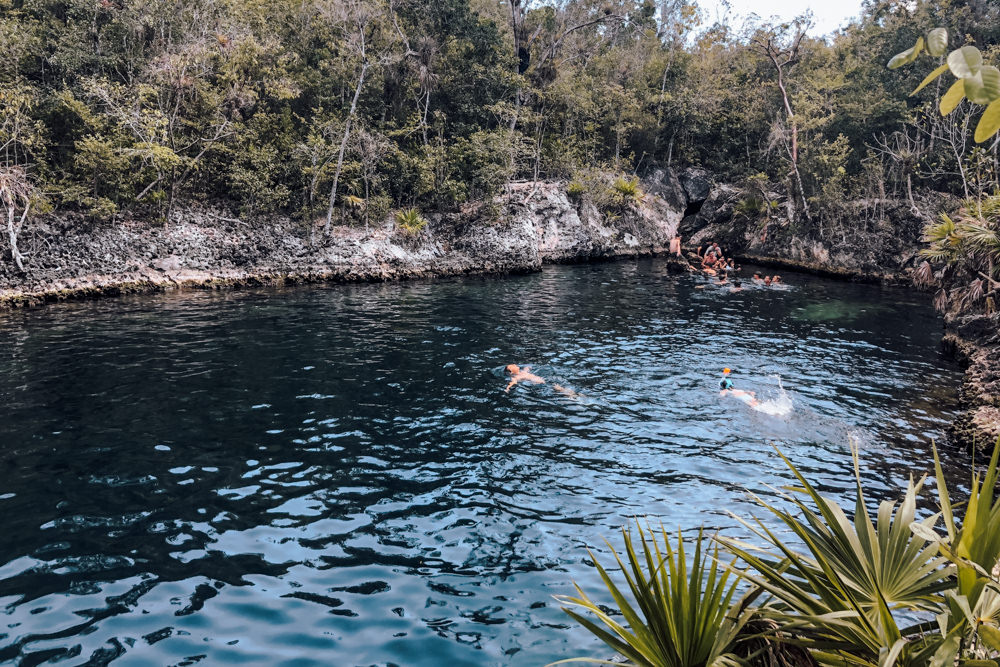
[964,65,1000,105]
[975,98,1000,143]
[926,28,948,57]
[941,78,966,115]
[948,45,983,78]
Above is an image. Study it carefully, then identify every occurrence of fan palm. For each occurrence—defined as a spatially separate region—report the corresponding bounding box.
[553,524,759,667]
[718,446,953,666]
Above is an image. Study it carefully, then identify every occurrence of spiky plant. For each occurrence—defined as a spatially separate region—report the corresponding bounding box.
[612,177,642,201]
[554,523,761,667]
[718,446,954,667]
[395,207,427,234]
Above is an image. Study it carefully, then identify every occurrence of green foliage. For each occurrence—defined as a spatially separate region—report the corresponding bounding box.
[891,28,1000,143]
[612,176,642,200]
[555,524,757,667]
[566,180,586,201]
[606,176,643,213]
[0,0,991,249]
[720,446,951,666]
[394,207,427,234]
[921,195,1000,313]
[734,197,767,218]
[560,440,1000,666]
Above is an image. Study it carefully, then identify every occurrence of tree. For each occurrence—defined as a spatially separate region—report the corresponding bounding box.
[753,19,812,224]
[0,85,44,272]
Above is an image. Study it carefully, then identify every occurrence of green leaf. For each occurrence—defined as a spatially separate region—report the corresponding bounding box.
[975,98,1000,143]
[888,37,925,69]
[941,79,966,115]
[964,66,1000,105]
[926,28,948,57]
[911,63,951,96]
[948,45,983,78]
[979,623,1000,652]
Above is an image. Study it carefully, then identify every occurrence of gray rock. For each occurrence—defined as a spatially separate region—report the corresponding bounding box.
[641,167,686,211]
[679,168,712,206]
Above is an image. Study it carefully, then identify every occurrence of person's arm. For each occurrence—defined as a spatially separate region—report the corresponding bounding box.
[505,379,517,393]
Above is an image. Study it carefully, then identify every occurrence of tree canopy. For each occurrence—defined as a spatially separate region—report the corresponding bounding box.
[0,0,998,227]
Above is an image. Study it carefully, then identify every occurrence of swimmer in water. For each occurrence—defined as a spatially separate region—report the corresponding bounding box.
[718,368,758,406]
[504,364,576,397]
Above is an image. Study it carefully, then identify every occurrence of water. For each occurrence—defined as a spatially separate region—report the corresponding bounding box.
[0,259,967,665]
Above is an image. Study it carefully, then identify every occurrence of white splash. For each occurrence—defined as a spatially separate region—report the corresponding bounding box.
[752,375,794,417]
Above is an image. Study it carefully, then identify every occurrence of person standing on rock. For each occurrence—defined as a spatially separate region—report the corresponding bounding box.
[670,235,682,256]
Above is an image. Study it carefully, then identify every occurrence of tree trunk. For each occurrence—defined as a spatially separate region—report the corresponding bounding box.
[325,61,369,234]
[6,202,28,272]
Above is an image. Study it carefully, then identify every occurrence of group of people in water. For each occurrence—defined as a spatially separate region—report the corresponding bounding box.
[503,238,788,408]
[503,362,759,409]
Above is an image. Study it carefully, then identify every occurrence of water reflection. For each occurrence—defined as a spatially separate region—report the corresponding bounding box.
[0,259,966,665]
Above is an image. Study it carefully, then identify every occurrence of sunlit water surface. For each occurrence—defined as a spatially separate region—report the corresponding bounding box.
[0,259,967,665]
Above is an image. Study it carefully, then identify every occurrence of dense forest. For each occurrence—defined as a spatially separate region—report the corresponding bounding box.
[1,0,999,237]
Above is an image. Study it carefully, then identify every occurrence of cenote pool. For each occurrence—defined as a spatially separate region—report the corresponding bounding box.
[0,259,970,665]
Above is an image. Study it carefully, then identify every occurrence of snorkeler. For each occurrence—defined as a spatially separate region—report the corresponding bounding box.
[504,364,576,397]
[718,368,758,406]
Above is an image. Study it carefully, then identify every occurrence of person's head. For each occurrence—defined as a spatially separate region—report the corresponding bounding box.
[773,275,781,283]
[505,364,520,375]
[733,279,741,287]
[723,368,731,375]
[753,273,761,280]
[764,276,772,285]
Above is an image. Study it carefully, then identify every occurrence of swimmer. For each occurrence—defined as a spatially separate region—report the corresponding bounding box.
[764,276,772,286]
[729,279,743,292]
[752,273,763,283]
[772,275,782,285]
[718,368,758,406]
[504,364,576,397]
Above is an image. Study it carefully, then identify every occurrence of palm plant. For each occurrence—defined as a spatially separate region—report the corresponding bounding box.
[612,177,642,202]
[921,197,1000,314]
[719,447,952,666]
[907,440,1000,663]
[554,523,759,667]
[395,207,427,234]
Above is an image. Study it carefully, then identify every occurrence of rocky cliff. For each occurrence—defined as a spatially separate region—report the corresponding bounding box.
[0,180,688,309]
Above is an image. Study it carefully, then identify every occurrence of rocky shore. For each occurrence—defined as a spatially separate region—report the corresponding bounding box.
[0,180,688,310]
[1,170,996,451]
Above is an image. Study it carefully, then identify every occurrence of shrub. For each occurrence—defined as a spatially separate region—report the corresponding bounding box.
[611,176,641,201]
[566,180,586,201]
[561,440,1000,666]
[395,208,427,234]
[734,197,767,218]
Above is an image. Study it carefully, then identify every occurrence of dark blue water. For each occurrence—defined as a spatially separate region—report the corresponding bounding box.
[0,260,966,665]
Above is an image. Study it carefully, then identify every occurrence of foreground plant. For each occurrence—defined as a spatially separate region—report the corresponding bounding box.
[720,448,952,666]
[554,523,760,667]
[559,440,1000,666]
